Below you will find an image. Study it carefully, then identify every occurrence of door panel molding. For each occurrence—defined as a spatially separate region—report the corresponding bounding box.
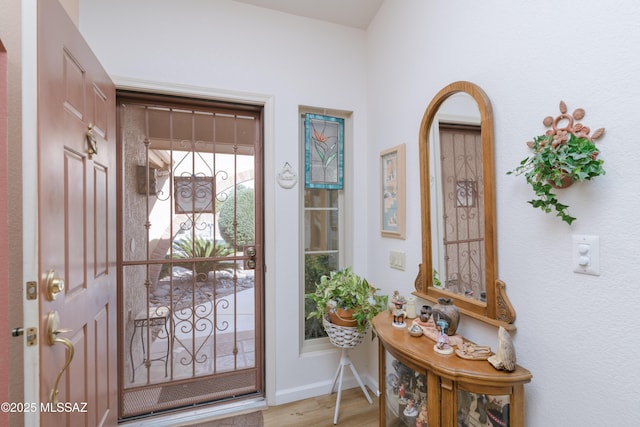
[38,0,117,425]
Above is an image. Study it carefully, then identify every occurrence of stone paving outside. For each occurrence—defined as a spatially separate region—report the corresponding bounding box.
[128,269,255,386]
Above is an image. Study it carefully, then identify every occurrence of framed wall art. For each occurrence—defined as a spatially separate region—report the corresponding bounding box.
[380,143,406,239]
[304,113,344,189]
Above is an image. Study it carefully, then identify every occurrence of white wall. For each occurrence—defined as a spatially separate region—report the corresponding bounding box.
[78,0,371,406]
[78,0,640,423]
[366,0,640,425]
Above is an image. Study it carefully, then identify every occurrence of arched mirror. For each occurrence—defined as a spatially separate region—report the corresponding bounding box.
[414,81,516,329]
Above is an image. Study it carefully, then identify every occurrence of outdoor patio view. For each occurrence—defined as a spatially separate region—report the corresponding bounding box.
[119,99,262,417]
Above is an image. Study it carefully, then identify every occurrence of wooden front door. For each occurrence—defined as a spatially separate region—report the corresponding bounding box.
[38,1,117,425]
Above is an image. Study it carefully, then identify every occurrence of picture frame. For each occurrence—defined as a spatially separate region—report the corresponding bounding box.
[380,143,406,239]
[304,113,344,189]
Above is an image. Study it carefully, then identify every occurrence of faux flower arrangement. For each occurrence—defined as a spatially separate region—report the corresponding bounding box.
[508,101,605,225]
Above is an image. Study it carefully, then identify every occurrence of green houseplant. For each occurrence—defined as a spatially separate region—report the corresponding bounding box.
[507,101,605,225]
[306,267,388,333]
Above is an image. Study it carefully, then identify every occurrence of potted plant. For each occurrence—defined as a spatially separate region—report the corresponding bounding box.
[507,101,605,225]
[306,267,388,333]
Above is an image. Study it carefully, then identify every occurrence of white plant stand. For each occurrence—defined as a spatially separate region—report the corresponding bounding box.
[323,317,373,424]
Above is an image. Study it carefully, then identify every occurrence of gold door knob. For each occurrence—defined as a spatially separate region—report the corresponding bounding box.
[45,270,65,301]
[46,311,74,404]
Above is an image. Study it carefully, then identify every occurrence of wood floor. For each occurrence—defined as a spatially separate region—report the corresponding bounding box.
[262,386,379,426]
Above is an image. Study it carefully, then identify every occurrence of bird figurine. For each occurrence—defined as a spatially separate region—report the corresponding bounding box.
[488,326,516,372]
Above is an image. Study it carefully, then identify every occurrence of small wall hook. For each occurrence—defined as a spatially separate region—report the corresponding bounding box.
[277,162,297,189]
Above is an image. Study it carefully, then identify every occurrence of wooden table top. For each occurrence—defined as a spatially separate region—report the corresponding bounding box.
[373,312,532,387]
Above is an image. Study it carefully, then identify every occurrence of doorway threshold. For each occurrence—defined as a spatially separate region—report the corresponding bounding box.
[118,396,267,427]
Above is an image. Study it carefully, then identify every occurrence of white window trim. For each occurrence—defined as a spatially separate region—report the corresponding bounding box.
[298,106,353,354]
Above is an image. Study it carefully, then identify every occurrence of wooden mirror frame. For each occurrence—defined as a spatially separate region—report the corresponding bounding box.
[414,81,516,330]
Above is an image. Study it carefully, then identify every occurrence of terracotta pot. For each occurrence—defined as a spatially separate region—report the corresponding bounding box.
[548,174,573,189]
[328,307,357,327]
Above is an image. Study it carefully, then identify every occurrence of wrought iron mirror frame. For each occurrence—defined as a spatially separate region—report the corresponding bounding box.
[414,81,516,330]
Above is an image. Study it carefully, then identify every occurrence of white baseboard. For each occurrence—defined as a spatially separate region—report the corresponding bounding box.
[272,372,380,406]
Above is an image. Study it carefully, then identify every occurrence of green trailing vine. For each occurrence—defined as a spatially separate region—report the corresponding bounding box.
[508,101,605,225]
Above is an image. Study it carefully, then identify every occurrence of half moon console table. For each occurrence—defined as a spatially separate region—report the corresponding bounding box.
[373,312,532,427]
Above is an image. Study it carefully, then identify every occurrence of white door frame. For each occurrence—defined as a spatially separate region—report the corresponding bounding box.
[112,76,277,406]
[22,1,41,425]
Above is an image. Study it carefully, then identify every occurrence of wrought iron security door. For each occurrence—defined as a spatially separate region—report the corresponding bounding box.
[117,94,263,418]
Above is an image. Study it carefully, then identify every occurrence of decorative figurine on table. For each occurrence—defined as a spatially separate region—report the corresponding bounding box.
[415,402,428,427]
[418,305,432,323]
[388,290,400,312]
[388,290,407,313]
[488,326,516,372]
[434,319,453,354]
[408,323,424,337]
[392,300,407,328]
[455,342,493,360]
[431,297,460,335]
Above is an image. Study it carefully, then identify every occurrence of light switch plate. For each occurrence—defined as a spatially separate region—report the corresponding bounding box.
[390,250,405,271]
[572,234,600,276]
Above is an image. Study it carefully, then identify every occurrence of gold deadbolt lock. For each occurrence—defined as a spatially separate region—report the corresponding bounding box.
[45,270,65,301]
[245,246,257,270]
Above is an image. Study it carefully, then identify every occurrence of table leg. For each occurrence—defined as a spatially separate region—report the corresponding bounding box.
[129,322,138,383]
[163,316,170,377]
